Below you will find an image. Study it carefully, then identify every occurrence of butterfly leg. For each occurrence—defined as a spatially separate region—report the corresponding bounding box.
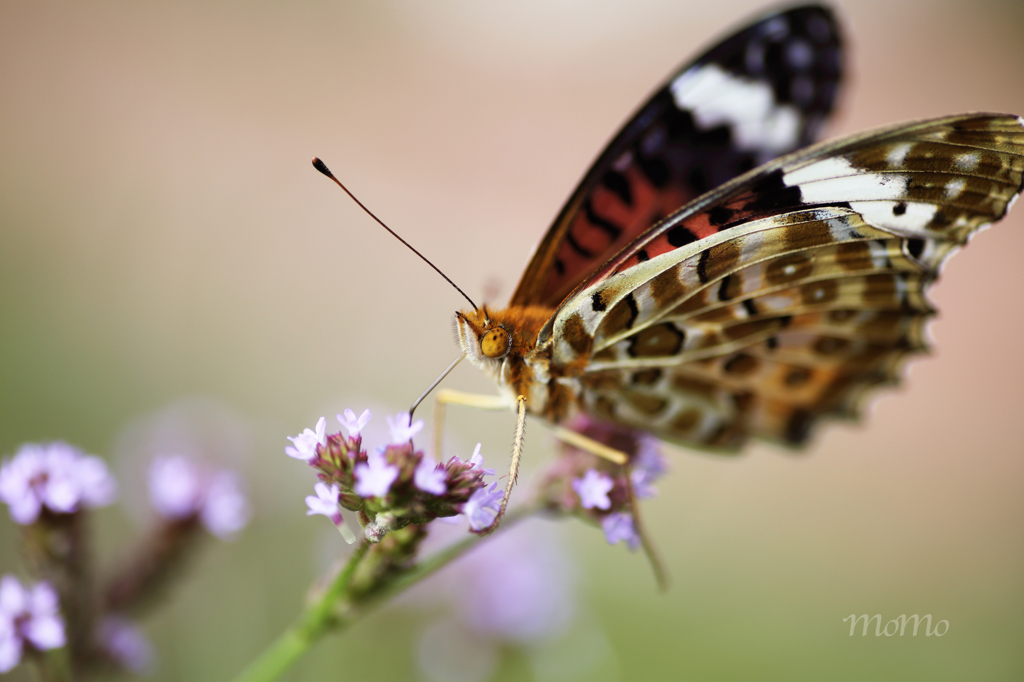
[475,395,528,536]
[550,427,628,465]
[623,461,670,592]
[432,388,509,460]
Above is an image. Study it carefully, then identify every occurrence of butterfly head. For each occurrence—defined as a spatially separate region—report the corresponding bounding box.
[455,307,512,369]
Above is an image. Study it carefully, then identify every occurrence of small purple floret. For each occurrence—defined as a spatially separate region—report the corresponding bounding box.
[631,437,667,498]
[337,408,371,438]
[99,616,154,674]
[572,469,613,510]
[414,455,447,496]
[386,413,424,444]
[285,416,326,461]
[602,512,640,550]
[354,450,399,498]
[468,443,496,476]
[464,482,503,531]
[0,576,65,673]
[306,482,344,526]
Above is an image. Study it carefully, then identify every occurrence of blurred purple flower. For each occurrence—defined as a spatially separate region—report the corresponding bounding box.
[148,456,250,538]
[572,470,613,510]
[149,456,202,519]
[633,437,667,477]
[285,416,327,462]
[631,470,656,499]
[386,413,423,444]
[601,512,640,550]
[0,576,65,673]
[464,482,502,531]
[337,409,371,438]
[354,450,399,498]
[0,442,116,524]
[306,482,344,526]
[413,520,577,682]
[631,437,667,499]
[200,471,251,539]
[99,616,154,675]
[414,455,447,496]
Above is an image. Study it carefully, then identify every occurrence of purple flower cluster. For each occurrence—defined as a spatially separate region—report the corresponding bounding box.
[540,415,667,550]
[0,428,249,678]
[288,411,499,541]
[0,442,116,524]
[0,576,65,673]
[148,456,251,539]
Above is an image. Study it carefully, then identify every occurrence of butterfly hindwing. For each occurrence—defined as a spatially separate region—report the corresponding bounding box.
[545,114,1024,450]
[510,5,843,309]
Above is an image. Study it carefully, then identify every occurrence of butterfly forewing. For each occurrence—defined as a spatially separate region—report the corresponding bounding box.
[510,5,843,309]
[545,115,1024,450]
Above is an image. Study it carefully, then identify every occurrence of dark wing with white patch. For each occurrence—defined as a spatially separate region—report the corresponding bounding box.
[509,4,842,309]
[544,114,1024,451]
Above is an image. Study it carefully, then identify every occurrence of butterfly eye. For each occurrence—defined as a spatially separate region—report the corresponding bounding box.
[480,328,511,359]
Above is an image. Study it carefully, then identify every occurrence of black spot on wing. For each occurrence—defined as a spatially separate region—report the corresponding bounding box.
[697,249,710,284]
[620,293,640,330]
[708,205,735,226]
[742,169,803,212]
[601,169,633,207]
[636,249,650,262]
[687,166,710,195]
[717,274,735,302]
[591,291,607,312]
[667,223,700,247]
[583,201,624,239]
[565,229,596,258]
[906,238,925,260]
[931,210,952,229]
[636,151,671,188]
[785,408,815,445]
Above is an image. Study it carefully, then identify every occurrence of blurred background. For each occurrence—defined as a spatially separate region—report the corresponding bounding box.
[2,0,1023,679]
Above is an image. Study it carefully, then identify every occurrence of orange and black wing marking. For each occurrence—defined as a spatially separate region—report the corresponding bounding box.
[510,5,843,309]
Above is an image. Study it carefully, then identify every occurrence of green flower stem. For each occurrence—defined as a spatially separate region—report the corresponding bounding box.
[232,539,370,682]
[37,647,73,682]
[232,503,539,682]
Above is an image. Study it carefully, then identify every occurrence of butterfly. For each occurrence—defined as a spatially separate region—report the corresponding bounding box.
[441,4,1024,529]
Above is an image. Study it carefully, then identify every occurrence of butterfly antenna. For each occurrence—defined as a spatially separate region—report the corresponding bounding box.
[312,157,478,310]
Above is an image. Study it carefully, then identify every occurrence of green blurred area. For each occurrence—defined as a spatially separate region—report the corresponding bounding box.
[2,0,1023,680]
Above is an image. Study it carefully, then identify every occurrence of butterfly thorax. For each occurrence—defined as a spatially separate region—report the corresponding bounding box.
[455,305,580,423]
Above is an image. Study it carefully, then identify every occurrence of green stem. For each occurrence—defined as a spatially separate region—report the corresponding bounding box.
[35,647,73,682]
[232,539,370,682]
[231,504,539,682]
